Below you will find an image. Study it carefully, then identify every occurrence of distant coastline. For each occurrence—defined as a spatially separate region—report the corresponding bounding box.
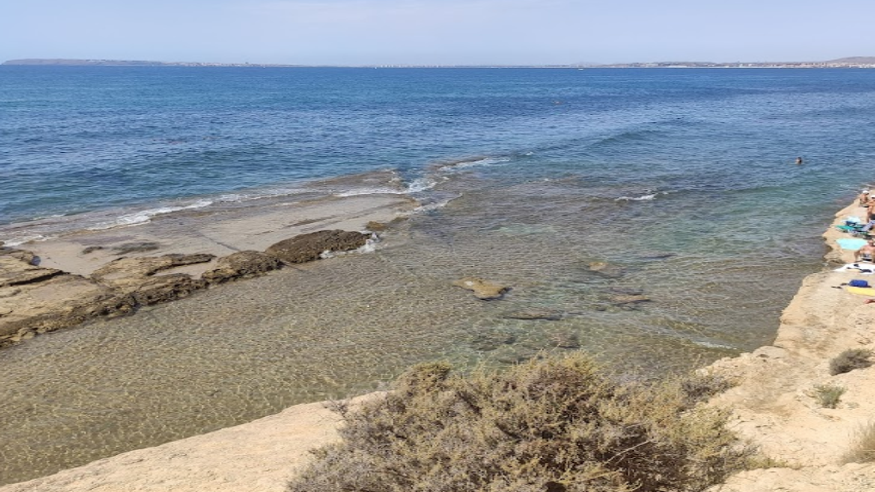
[4,56,875,68]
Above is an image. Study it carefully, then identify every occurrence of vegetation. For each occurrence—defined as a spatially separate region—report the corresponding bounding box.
[812,383,846,409]
[829,348,873,376]
[842,421,875,464]
[288,354,757,492]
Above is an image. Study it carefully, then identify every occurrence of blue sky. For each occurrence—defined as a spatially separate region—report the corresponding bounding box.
[3,0,874,65]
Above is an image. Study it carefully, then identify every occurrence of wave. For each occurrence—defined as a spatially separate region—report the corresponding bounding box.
[615,191,672,202]
[87,199,215,231]
[432,155,513,172]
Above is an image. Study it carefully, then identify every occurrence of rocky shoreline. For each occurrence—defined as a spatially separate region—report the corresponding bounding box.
[0,193,415,348]
[2,199,875,491]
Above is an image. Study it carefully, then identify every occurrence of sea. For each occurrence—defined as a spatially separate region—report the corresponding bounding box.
[1,66,874,485]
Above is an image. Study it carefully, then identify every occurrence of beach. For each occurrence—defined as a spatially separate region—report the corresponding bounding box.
[2,197,875,491]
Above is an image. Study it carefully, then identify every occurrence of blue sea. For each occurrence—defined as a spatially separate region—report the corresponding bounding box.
[1,66,875,484]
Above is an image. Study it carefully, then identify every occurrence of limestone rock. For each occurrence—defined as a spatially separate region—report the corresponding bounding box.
[202,251,283,284]
[265,230,369,264]
[453,277,510,300]
[130,274,207,306]
[92,253,215,283]
[0,255,62,287]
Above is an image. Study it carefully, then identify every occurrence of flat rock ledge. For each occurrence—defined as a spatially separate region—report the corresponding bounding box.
[0,230,371,349]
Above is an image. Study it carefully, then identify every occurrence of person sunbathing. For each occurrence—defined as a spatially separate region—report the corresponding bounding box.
[855,239,875,263]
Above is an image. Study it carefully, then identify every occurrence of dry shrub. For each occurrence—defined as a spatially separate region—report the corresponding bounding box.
[829,349,873,376]
[842,421,875,464]
[288,354,757,492]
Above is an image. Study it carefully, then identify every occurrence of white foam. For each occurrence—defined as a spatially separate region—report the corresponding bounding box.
[616,193,657,202]
[445,156,511,170]
[694,340,735,350]
[87,199,214,231]
[318,234,380,259]
[3,234,47,247]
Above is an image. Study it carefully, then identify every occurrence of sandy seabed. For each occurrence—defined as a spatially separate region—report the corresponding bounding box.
[3,200,875,492]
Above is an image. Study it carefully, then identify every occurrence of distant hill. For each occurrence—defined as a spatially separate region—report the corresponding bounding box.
[3,58,169,66]
[1,58,298,67]
[827,56,875,65]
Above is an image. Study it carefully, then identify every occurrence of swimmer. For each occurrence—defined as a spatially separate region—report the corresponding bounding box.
[795,157,803,165]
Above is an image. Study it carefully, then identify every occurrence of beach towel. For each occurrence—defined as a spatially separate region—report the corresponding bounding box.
[836,238,868,251]
[847,286,875,296]
[834,263,875,274]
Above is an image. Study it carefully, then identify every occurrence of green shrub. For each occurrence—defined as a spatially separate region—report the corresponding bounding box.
[829,349,873,376]
[842,421,875,464]
[288,354,758,492]
[812,383,846,409]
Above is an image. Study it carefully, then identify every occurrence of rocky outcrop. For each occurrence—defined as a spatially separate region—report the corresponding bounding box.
[265,230,370,264]
[202,251,283,285]
[0,230,373,349]
[452,277,511,300]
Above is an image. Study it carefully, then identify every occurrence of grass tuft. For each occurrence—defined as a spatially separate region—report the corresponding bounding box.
[812,383,846,409]
[842,421,875,464]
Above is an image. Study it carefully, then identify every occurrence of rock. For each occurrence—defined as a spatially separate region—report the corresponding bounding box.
[504,310,563,321]
[265,230,370,264]
[366,221,388,232]
[130,274,207,306]
[112,242,161,255]
[92,253,216,282]
[470,330,517,351]
[452,277,511,300]
[609,294,650,305]
[608,286,644,296]
[549,331,581,349]
[202,251,283,284]
[0,255,63,287]
[639,252,676,260]
[587,261,625,278]
[82,246,105,254]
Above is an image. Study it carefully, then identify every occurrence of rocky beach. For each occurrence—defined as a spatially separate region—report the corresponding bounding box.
[2,197,875,491]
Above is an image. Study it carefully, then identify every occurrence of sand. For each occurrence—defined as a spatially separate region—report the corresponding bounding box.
[3,200,875,491]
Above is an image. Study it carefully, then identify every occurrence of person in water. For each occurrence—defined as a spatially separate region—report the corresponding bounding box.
[795,157,803,165]
[855,239,875,263]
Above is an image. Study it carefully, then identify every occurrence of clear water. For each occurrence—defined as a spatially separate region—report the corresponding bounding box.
[1,67,874,485]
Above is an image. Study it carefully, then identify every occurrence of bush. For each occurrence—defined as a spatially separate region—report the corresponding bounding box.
[812,383,846,409]
[842,421,875,464]
[829,349,873,376]
[288,354,757,492]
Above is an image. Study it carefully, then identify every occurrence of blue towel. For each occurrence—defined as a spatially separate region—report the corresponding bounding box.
[837,238,868,250]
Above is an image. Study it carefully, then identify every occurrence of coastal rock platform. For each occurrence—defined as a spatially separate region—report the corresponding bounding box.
[0,194,416,348]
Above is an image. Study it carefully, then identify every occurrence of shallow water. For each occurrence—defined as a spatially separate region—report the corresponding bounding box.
[1,67,874,484]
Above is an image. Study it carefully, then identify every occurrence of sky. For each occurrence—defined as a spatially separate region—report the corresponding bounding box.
[2,0,874,66]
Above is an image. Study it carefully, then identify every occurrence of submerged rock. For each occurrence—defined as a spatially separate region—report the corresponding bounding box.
[265,230,370,264]
[609,294,651,305]
[202,251,283,284]
[503,310,564,321]
[452,277,511,300]
[587,261,625,279]
[112,242,161,255]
